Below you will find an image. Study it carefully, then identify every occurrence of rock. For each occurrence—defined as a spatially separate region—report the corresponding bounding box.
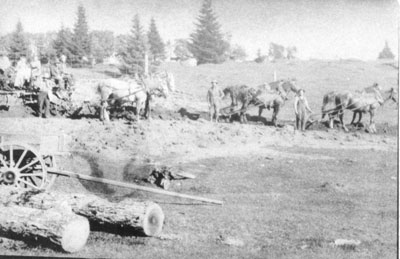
[217,235,244,247]
[334,239,361,247]
[300,244,309,250]
[156,233,182,241]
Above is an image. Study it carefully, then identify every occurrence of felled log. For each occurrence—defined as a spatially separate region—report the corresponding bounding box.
[0,204,89,253]
[0,187,164,237]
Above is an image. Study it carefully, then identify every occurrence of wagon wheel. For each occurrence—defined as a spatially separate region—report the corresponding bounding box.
[0,142,49,190]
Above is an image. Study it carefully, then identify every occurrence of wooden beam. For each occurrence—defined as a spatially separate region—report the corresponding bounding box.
[48,169,223,205]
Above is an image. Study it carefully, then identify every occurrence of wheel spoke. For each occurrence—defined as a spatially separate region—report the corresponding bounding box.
[20,173,45,177]
[20,168,33,174]
[9,145,13,167]
[0,155,8,168]
[15,148,28,169]
[19,158,39,172]
[28,176,37,185]
[18,178,38,188]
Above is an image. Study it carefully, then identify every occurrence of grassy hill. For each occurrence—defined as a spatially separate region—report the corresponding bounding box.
[70,59,398,126]
[160,59,398,125]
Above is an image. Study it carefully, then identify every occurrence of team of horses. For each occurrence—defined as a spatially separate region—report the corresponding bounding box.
[97,71,175,122]
[217,79,397,133]
[220,78,299,125]
[321,83,397,133]
[95,69,396,134]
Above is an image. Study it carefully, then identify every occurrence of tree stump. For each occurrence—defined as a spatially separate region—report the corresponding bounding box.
[0,187,164,237]
[0,204,89,253]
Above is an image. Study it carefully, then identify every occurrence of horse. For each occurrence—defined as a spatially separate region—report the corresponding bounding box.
[254,78,299,126]
[350,82,382,125]
[335,87,397,133]
[222,84,256,123]
[321,83,382,129]
[97,73,175,122]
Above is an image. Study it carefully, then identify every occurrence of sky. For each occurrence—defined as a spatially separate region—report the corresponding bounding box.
[0,0,398,60]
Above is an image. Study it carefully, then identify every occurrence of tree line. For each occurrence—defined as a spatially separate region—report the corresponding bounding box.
[0,4,167,75]
[0,0,394,75]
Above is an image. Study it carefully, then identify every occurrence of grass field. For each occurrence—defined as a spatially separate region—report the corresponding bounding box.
[0,59,398,258]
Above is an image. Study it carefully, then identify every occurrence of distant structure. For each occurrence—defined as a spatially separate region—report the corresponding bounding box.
[103,53,122,66]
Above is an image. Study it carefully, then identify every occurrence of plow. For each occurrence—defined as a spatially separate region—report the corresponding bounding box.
[219,101,265,117]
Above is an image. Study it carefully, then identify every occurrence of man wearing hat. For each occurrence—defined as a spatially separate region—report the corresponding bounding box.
[206,79,224,122]
[294,88,313,131]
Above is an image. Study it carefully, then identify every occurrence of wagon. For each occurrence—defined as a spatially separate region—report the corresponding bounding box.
[0,132,222,204]
[0,132,68,190]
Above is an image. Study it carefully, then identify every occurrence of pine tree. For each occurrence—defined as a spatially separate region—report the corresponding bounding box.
[90,30,114,63]
[120,14,147,75]
[53,25,76,61]
[147,18,165,62]
[73,4,91,60]
[189,0,229,64]
[268,43,285,60]
[378,41,395,59]
[9,21,29,61]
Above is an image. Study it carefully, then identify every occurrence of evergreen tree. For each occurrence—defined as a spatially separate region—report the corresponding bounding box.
[90,30,114,63]
[53,25,76,61]
[9,20,29,61]
[189,0,229,64]
[378,41,395,59]
[268,43,285,60]
[73,4,91,60]
[120,14,147,75]
[147,18,165,62]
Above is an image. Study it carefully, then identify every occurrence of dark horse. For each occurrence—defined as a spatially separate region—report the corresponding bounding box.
[253,78,299,126]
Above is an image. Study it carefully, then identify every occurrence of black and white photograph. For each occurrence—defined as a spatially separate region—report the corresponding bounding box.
[0,0,398,258]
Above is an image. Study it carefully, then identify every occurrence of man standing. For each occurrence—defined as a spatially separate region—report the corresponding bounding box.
[37,59,51,118]
[30,55,41,89]
[14,56,29,88]
[206,79,224,122]
[50,58,63,87]
[294,89,313,131]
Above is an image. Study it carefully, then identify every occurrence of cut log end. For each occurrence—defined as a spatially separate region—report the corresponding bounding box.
[142,203,165,236]
[61,217,90,253]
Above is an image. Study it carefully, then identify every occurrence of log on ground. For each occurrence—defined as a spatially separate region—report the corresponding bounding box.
[0,187,164,237]
[0,204,89,253]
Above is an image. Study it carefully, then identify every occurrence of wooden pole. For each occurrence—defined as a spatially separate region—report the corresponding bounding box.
[144,52,149,77]
[47,169,224,205]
